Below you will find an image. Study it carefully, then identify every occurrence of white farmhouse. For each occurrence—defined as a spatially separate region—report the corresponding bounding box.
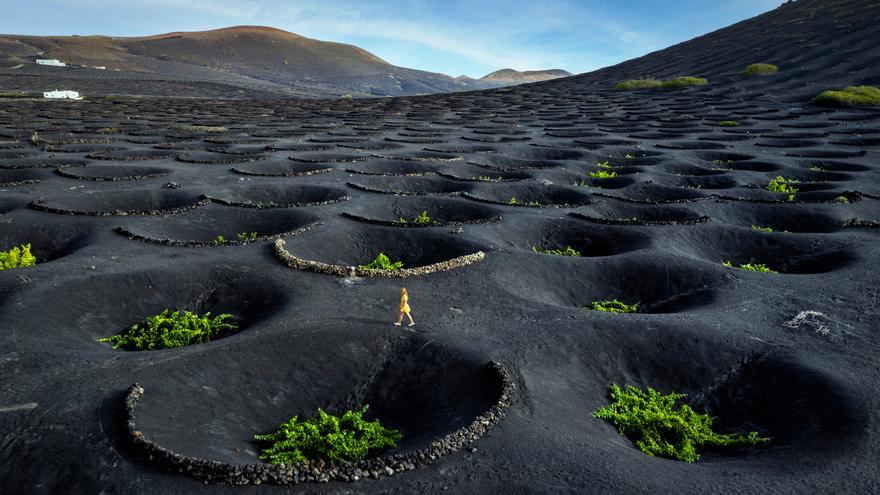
[43,90,83,100]
[36,59,66,67]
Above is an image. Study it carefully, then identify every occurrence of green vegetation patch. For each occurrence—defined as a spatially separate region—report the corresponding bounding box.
[590,169,618,180]
[723,261,779,274]
[100,309,237,351]
[719,121,740,127]
[533,245,581,257]
[615,77,707,91]
[614,79,662,91]
[507,197,541,206]
[589,300,639,313]
[237,232,258,242]
[662,76,709,88]
[739,263,778,274]
[0,244,37,270]
[396,210,432,225]
[255,406,401,464]
[0,91,30,98]
[360,252,404,271]
[741,63,779,76]
[766,176,799,202]
[750,225,773,233]
[212,232,259,244]
[593,384,769,462]
[813,86,880,107]
[586,161,617,180]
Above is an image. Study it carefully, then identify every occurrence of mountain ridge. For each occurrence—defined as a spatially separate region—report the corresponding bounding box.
[480,68,572,84]
[0,26,567,97]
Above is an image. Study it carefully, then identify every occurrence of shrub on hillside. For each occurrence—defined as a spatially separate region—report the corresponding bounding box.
[662,76,709,88]
[614,79,663,91]
[741,63,779,76]
[813,86,880,107]
[615,77,707,91]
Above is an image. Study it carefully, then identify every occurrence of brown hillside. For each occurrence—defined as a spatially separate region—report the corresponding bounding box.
[0,26,496,96]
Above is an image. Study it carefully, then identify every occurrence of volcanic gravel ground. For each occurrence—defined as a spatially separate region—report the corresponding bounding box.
[2,7,880,493]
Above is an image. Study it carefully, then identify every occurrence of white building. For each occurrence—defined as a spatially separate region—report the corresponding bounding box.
[43,90,82,100]
[36,59,66,67]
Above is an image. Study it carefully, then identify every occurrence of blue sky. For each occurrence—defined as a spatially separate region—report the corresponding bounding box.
[3,0,782,78]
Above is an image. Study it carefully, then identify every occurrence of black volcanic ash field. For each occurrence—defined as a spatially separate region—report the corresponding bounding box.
[2,1,880,492]
[0,83,878,494]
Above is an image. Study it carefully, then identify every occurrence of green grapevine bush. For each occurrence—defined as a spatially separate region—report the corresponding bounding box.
[360,253,404,271]
[397,211,432,224]
[590,300,639,313]
[533,245,581,257]
[766,176,799,202]
[0,244,37,270]
[255,406,401,464]
[100,309,237,350]
[594,384,769,462]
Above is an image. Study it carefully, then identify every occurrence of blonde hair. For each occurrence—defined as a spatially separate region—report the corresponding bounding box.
[401,287,407,294]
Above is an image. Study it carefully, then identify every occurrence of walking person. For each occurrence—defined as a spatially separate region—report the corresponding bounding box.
[394,287,415,327]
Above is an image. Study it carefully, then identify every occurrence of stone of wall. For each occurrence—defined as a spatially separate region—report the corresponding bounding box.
[436,172,528,183]
[340,212,502,228]
[460,193,583,209]
[273,239,485,278]
[55,168,169,182]
[205,195,351,208]
[842,218,880,228]
[30,197,211,216]
[592,191,865,205]
[231,167,333,177]
[570,212,712,226]
[116,222,319,247]
[345,182,463,197]
[0,179,40,187]
[123,361,515,485]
